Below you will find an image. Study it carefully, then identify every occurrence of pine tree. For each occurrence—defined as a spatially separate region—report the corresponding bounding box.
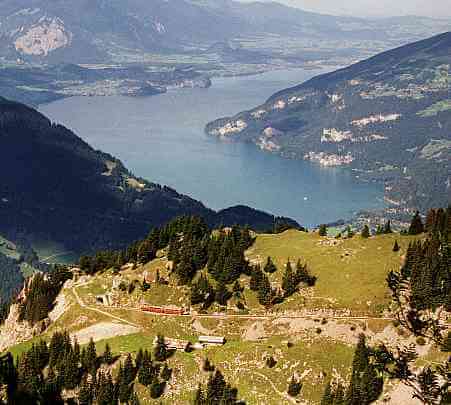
[123,353,136,384]
[375,224,383,235]
[78,374,93,405]
[393,240,400,252]
[83,338,97,376]
[62,350,79,390]
[409,211,425,235]
[232,280,243,297]
[249,265,263,291]
[202,358,215,372]
[346,334,382,405]
[214,282,231,306]
[264,257,277,274]
[257,273,273,307]
[193,384,205,405]
[149,376,164,399]
[287,375,302,397]
[137,353,154,386]
[118,363,133,404]
[319,224,328,237]
[282,260,297,297]
[102,343,113,365]
[96,372,115,405]
[160,364,172,382]
[361,225,370,238]
[383,220,393,234]
[206,369,226,403]
[153,335,168,362]
[135,349,144,371]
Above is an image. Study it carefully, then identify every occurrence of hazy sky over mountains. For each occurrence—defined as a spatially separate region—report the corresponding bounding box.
[240,0,451,18]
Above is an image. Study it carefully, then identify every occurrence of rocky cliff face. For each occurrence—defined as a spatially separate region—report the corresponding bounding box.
[0,303,48,352]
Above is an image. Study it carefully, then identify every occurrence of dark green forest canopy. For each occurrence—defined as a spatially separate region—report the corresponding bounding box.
[0,96,299,256]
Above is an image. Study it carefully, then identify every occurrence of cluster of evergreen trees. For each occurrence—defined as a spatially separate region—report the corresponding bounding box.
[400,237,450,311]
[391,207,451,313]
[249,259,316,307]
[186,226,253,308]
[193,364,240,404]
[0,330,174,404]
[77,215,317,310]
[321,335,383,405]
[79,216,210,275]
[19,266,72,325]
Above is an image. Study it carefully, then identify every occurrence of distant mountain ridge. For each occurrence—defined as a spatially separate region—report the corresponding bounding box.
[0,96,299,256]
[0,0,449,63]
[206,31,451,213]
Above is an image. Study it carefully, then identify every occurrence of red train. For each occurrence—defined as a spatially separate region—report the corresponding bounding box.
[140,305,188,315]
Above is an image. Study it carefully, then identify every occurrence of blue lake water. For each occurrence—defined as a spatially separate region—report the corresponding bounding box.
[40,68,384,227]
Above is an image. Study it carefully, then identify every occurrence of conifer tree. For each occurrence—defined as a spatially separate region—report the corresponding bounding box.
[319,224,328,237]
[96,372,115,405]
[264,257,277,273]
[78,374,93,405]
[118,362,133,404]
[135,349,144,371]
[383,220,393,234]
[194,384,205,405]
[249,265,263,291]
[282,260,297,297]
[376,224,383,235]
[257,272,273,307]
[232,280,243,297]
[202,358,215,372]
[160,364,172,382]
[153,335,168,362]
[287,375,302,397]
[137,353,154,386]
[62,350,79,390]
[102,343,113,365]
[42,367,63,404]
[206,369,227,403]
[123,353,136,385]
[215,281,232,306]
[346,334,382,405]
[409,211,425,235]
[361,225,370,238]
[149,376,164,399]
[84,338,97,375]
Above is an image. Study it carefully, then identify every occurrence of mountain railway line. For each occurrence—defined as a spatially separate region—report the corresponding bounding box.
[71,285,397,324]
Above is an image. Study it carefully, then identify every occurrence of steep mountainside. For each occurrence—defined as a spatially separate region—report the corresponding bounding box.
[1,210,449,404]
[0,96,298,256]
[0,0,449,63]
[207,32,451,214]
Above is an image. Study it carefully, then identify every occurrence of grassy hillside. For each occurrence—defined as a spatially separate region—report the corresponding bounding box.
[245,230,418,315]
[4,229,444,404]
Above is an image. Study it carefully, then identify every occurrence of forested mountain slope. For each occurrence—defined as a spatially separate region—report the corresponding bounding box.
[0,209,448,404]
[0,96,298,256]
[207,32,451,214]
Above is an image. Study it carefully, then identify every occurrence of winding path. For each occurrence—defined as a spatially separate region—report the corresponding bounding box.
[71,285,139,328]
